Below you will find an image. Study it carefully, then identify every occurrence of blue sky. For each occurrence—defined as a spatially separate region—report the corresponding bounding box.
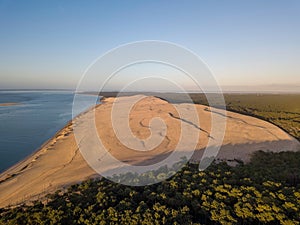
[0,0,299,92]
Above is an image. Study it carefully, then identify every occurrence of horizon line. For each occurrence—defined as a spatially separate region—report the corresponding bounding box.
[0,88,300,94]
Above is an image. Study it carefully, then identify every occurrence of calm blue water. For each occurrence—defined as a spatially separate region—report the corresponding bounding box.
[0,91,98,172]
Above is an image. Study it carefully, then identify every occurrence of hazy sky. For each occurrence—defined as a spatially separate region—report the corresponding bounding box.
[0,1,299,92]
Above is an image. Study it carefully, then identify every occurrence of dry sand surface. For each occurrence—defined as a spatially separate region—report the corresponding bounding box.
[0,95,299,207]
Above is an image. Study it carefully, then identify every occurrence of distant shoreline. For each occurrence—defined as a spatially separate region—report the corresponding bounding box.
[0,103,21,107]
[1,89,299,94]
[79,91,300,95]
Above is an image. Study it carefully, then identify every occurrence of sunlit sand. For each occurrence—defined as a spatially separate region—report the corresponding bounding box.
[0,95,299,207]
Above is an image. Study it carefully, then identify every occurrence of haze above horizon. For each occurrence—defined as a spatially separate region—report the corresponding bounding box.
[0,1,299,92]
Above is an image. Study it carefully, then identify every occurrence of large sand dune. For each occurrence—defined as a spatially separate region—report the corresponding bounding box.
[0,95,299,207]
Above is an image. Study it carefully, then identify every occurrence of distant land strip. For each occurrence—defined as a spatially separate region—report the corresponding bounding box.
[0,103,21,107]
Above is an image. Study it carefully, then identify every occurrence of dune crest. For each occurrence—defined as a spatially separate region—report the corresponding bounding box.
[0,95,299,207]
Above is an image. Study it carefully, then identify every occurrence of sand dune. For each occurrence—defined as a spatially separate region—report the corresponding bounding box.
[0,95,299,207]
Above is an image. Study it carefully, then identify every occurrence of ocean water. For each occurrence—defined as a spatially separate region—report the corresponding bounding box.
[0,91,99,172]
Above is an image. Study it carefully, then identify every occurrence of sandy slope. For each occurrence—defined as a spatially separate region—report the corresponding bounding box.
[0,95,299,207]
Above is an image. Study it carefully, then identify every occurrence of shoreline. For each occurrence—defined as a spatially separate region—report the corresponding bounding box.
[0,103,21,107]
[0,102,100,182]
[1,95,297,178]
[0,120,73,181]
[0,95,299,208]
[0,98,105,207]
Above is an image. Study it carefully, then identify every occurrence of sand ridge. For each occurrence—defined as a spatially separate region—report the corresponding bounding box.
[0,95,299,207]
